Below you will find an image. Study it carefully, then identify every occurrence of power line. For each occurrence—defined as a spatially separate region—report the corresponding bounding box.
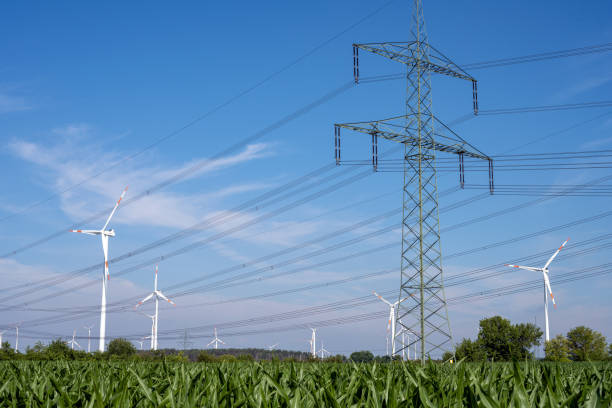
[5,41,611,256]
[358,42,612,84]
[6,175,607,328]
[0,0,397,226]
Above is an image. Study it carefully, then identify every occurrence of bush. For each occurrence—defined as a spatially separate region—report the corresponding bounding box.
[107,338,136,358]
[197,351,217,362]
[350,351,374,363]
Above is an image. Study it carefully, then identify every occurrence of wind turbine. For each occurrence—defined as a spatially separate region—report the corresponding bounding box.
[14,324,20,352]
[0,330,4,347]
[207,328,225,349]
[83,325,93,353]
[135,265,176,350]
[66,329,81,350]
[267,343,278,351]
[310,328,317,358]
[71,186,128,352]
[134,339,145,350]
[318,341,330,358]
[373,291,411,356]
[506,238,569,342]
[136,311,156,350]
[396,320,410,360]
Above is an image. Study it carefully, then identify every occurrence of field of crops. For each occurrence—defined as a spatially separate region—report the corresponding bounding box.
[1,360,610,407]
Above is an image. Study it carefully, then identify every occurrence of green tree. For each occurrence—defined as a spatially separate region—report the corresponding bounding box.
[510,322,542,360]
[566,326,607,361]
[46,339,74,359]
[455,338,486,362]
[544,335,570,362]
[350,350,374,363]
[1,341,12,352]
[477,316,513,360]
[477,316,541,361]
[107,338,136,358]
[27,341,46,354]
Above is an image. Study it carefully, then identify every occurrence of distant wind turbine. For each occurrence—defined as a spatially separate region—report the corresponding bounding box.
[318,341,330,358]
[66,330,81,350]
[373,291,411,356]
[14,324,20,352]
[135,265,175,350]
[506,238,569,342]
[83,325,94,353]
[137,311,156,350]
[134,339,145,350]
[71,186,128,352]
[310,328,317,358]
[207,328,225,349]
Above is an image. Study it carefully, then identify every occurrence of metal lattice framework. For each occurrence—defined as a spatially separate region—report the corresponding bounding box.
[334,0,493,363]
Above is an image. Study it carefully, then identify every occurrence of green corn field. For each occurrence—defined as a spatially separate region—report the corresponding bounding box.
[1,360,610,407]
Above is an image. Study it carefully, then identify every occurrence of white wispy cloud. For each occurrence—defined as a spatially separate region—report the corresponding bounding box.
[0,93,30,114]
[8,133,273,229]
[553,74,612,102]
[580,135,612,149]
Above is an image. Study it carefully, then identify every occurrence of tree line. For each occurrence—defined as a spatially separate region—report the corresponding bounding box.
[450,316,611,362]
[2,316,610,363]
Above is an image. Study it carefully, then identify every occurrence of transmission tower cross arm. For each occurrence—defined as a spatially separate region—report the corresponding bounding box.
[352,42,479,114]
[334,114,491,160]
[334,114,494,192]
[353,42,476,82]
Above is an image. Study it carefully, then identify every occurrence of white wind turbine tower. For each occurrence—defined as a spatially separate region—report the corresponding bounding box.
[83,325,93,353]
[14,324,20,352]
[66,329,81,350]
[207,328,225,349]
[373,291,411,356]
[506,238,569,342]
[137,312,156,350]
[310,328,317,358]
[396,320,410,360]
[0,330,4,347]
[135,265,176,351]
[71,186,128,352]
[143,335,153,350]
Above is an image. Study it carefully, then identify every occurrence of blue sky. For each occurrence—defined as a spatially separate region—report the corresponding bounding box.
[1,0,611,356]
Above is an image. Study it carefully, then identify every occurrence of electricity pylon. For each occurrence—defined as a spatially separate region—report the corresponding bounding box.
[334,0,493,363]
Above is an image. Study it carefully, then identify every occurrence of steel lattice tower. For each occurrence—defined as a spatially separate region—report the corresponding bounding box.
[334,0,493,363]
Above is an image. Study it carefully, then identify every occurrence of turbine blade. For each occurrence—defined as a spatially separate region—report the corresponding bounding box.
[505,264,541,272]
[70,229,100,235]
[543,238,570,269]
[135,293,154,308]
[373,291,392,306]
[543,273,557,308]
[102,186,128,231]
[398,294,414,304]
[156,291,176,305]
